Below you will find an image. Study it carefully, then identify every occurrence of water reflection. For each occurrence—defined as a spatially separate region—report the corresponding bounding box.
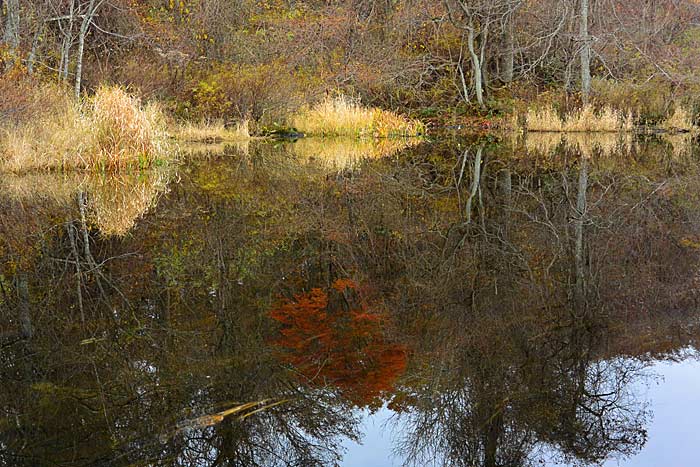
[1,135,699,466]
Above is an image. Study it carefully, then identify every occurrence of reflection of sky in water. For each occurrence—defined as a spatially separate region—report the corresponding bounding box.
[343,407,405,467]
[603,357,700,467]
[343,357,700,467]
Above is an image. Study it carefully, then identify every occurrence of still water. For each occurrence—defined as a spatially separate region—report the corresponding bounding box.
[1,133,699,466]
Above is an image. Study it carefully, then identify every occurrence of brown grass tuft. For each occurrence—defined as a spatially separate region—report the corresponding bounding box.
[90,86,169,169]
[525,106,563,132]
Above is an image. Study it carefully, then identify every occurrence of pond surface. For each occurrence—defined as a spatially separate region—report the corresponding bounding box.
[1,133,700,466]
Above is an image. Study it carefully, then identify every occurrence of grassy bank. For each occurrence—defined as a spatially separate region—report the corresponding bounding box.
[0,81,170,172]
[171,119,250,143]
[291,95,425,138]
[523,105,634,132]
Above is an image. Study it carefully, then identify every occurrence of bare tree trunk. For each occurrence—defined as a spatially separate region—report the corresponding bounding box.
[75,0,100,97]
[465,144,483,223]
[502,17,514,83]
[467,22,485,108]
[2,0,20,70]
[458,61,470,103]
[27,23,43,75]
[479,25,490,99]
[579,0,591,104]
[60,0,76,82]
[67,223,86,325]
[457,40,470,103]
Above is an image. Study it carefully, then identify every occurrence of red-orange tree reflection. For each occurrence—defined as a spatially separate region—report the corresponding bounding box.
[270,279,407,407]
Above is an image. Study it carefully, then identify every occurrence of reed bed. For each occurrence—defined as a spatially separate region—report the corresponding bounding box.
[291,95,425,138]
[524,105,633,133]
[0,85,171,172]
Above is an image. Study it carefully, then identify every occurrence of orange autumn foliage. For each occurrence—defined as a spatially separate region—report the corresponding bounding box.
[270,279,407,407]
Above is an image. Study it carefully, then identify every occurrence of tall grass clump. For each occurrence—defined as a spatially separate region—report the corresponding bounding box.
[0,81,170,172]
[524,104,633,133]
[90,86,169,169]
[524,106,563,132]
[291,94,425,137]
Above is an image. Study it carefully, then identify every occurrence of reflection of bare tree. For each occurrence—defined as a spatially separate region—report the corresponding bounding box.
[396,319,649,467]
[390,143,678,467]
[0,156,361,466]
[1,139,700,466]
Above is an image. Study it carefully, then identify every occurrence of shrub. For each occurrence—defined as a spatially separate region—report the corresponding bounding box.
[188,62,304,126]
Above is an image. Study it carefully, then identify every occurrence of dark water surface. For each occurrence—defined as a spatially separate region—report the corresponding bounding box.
[2,134,700,466]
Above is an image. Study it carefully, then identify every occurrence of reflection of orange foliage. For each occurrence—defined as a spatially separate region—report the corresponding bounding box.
[270,279,407,406]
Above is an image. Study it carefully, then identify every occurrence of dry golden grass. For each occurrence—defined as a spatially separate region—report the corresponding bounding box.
[172,119,250,143]
[525,106,563,132]
[291,94,425,137]
[290,137,420,169]
[0,168,171,236]
[662,107,694,132]
[524,105,633,133]
[0,85,171,172]
[90,86,170,169]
